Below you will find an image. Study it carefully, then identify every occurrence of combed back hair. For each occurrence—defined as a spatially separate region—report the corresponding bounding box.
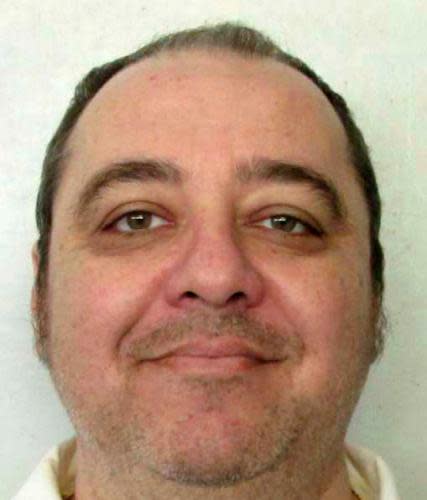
[35,21,385,357]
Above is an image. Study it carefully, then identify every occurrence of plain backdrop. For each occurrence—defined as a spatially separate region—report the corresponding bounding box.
[1,1,426,498]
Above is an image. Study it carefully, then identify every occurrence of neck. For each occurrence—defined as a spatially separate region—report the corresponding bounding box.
[72,446,356,500]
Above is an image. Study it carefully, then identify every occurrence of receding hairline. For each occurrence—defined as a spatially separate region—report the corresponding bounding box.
[65,46,349,161]
[101,46,315,86]
[33,23,384,343]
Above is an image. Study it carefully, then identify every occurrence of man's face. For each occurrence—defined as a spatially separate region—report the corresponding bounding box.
[34,50,375,490]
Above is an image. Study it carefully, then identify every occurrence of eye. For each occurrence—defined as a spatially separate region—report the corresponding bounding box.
[109,210,168,233]
[258,215,321,235]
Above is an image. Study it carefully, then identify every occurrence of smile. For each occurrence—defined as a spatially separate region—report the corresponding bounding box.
[152,354,269,376]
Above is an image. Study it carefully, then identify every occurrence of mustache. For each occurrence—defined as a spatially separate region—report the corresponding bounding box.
[125,310,304,362]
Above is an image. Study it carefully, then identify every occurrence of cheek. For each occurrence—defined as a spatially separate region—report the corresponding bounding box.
[269,252,372,368]
[276,263,371,404]
[46,252,165,374]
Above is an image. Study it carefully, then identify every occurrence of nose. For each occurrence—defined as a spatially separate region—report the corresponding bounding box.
[164,222,264,312]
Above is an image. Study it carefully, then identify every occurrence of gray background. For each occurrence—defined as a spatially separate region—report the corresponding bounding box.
[1,0,426,498]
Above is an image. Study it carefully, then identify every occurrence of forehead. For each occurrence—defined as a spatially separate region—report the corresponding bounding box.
[65,49,351,180]
[54,48,371,260]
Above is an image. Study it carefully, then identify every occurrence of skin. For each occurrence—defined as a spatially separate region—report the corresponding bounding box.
[32,49,375,499]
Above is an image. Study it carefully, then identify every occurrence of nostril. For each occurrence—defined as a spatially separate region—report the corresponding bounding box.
[181,290,246,307]
[229,291,245,302]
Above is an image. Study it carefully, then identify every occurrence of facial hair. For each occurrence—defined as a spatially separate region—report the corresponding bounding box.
[34,298,372,498]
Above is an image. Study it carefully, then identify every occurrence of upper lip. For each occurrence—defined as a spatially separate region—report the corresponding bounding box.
[150,338,278,362]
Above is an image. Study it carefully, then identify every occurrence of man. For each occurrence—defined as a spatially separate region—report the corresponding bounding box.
[15,22,399,499]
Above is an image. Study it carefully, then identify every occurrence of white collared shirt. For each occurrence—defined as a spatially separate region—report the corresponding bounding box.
[12,439,400,499]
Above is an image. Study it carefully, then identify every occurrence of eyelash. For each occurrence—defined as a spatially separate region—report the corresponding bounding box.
[258,214,322,236]
[109,210,167,233]
[105,210,323,237]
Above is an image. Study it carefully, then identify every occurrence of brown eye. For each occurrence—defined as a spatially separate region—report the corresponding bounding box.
[271,215,300,232]
[113,211,167,233]
[260,215,320,235]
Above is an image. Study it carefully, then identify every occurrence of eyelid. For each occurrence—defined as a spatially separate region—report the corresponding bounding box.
[250,205,324,233]
[259,215,323,235]
[124,212,167,232]
[99,202,171,231]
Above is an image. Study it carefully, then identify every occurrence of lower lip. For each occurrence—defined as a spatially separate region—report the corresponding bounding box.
[153,355,266,376]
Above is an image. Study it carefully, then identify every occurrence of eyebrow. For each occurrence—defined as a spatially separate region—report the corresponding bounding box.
[236,157,344,219]
[73,156,344,221]
[73,158,183,220]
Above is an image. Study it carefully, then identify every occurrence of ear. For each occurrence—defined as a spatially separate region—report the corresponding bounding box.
[30,242,50,365]
[369,292,385,364]
[31,242,41,317]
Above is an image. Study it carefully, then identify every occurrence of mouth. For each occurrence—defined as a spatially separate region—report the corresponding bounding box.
[156,354,269,376]
[143,338,281,376]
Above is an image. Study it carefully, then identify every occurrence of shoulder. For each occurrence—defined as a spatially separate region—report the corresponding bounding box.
[345,442,400,500]
[11,438,76,500]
